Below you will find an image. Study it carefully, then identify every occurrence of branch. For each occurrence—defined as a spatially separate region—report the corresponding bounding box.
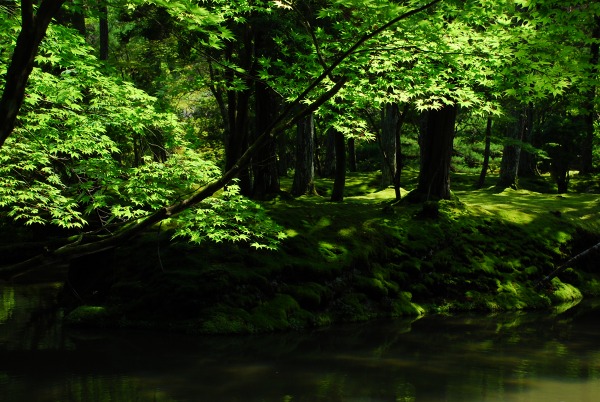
[0,0,67,148]
[535,241,600,288]
[0,0,442,278]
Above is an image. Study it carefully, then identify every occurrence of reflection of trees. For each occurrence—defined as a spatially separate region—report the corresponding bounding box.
[1,291,600,402]
[0,286,15,323]
[0,284,64,351]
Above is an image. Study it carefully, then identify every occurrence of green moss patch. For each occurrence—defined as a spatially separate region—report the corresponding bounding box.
[62,171,600,334]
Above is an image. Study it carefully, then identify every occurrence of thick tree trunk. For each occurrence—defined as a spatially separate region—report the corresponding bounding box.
[330,128,346,202]
[223,33,253,195]
[581,16,600,174]
[498,107,527,189]
[415,105,457,200]
[348,138,357,172]
[252,80,280,198]
[380,103,399,189]
[292,113,317,196]
[99,3,109,61]
[322,129,336,178]
[0,0,67,149]
[518,105,537,177]
[476,116,493,189]
[55,0,86,36]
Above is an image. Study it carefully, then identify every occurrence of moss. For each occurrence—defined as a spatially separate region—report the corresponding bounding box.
[390,292,426,316]
[58,170,600,334]
[549,277,583,303]
[284,282,328,309]
[249,294,304,332]
[354,275,389,299]
[201,307,251,334]
[65,305,110,327]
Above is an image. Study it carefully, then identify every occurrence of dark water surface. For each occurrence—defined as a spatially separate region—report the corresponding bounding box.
[1,283,599,402]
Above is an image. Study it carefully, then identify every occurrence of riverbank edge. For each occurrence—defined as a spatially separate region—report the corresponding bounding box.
[61,194,600,334]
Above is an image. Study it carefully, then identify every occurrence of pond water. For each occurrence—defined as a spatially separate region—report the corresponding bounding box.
[1,283,599,402]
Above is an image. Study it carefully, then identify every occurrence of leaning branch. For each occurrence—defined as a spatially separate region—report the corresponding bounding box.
[0,0,67,148]
[0,0,442,278]
[535,241,600,288]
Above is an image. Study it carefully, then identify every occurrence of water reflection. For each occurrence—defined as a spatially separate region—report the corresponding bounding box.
[1,283,600,402]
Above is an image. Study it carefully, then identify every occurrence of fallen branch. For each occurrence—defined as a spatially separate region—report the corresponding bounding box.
[0,0,442,279]
[535,241,600,288]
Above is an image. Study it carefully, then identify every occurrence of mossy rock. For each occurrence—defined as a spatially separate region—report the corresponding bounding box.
[65,305,111,328]
[549,277,583,303]
[284,282,329,309]
[249,294,305,332]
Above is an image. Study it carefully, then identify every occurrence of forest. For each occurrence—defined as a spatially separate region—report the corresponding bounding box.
[1,0,600,333]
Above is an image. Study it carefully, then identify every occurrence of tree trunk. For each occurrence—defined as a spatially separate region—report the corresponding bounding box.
[415,105,457,200]
[331,128,346,202]
[348,137,357,172]
[252,80,280,198]
[380,103,398,188]
[393,104,409,200]
[55,0,86,36]
[223,33,253,195]
[581,15,600,174]
[498,107,527,189]
[99,2,109,61]
[292,113,317,196]
[476,116,493,189]
[518,105,537,177]
[322,129,336,178]
[0,0,67,148]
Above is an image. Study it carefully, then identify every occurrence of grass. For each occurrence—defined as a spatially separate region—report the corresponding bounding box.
[64,170,600,334]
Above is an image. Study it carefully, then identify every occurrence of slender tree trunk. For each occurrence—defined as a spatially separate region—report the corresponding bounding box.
[331,128,346,201]
[292,113,317,196]
[415,105,457,200]
[99,2,109,61]
[498,107,527,189]
[393,104,409,200]
[476,116,493,189]
[252,80,280,198]
[223,31,253,195]
[581,15,600,174]
[0,0,67,148]
[348,138,357,172]
[518,105,536,177]
[322,129,336,178]
[380,103,398,188]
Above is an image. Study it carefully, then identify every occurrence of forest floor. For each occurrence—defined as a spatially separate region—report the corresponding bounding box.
[63,171,600,334]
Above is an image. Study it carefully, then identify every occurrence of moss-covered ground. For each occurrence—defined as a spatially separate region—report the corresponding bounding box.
[64,171,600,334]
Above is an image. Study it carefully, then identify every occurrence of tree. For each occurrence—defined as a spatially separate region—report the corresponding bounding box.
[415,105,458,200]
[291,113,317,196]
[0,0,67,148]
[0,0,443,278]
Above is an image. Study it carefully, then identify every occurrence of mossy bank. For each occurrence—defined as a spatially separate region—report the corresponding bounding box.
[63,172,600,334]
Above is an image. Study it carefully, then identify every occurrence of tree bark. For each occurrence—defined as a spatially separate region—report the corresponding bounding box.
[348,137,357,172]
[415,105,457,200]
[498,106,527,189]
[223,32,253,195]
[581,15,600,174]
[322,129,336,178]
[252,80,280,198]
[0,0,67,148]
[99,2,109,61]
[380,103,399,189]
[476,115,493,189]
[330,128,346,202]
[518,105,537,177]
[292,113,317,196]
